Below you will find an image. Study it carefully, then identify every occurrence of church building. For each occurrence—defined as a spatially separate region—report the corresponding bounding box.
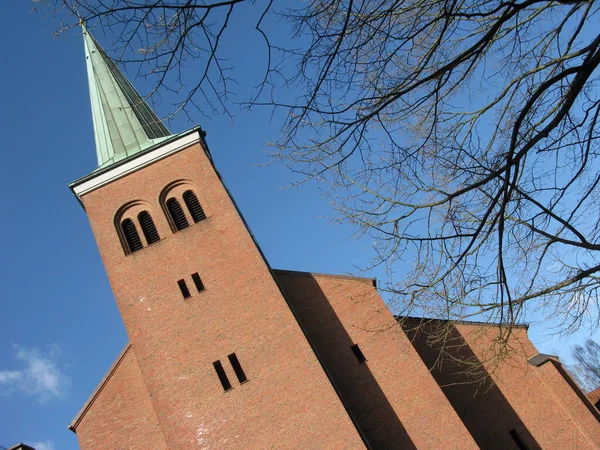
[67,27,600,449]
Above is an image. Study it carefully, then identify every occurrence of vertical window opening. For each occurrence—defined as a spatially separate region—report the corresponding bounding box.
[121,218,143,253]
[509,429,529,450]
[138,211,160,244]
[183,190,206,222]
[191,272,205,292]
[351,344,367,363]
[177,279,191,299]
[166,198,189,230]
[213,360,232,391]
[227,353,248,383]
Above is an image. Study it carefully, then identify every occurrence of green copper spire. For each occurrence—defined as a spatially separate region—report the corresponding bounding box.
[83,25,171,168]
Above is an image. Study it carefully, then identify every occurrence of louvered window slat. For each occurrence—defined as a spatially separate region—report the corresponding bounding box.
[183,190,206,223]
[121,218,143,253]
[166,198,189,231]
[138,211,160,244]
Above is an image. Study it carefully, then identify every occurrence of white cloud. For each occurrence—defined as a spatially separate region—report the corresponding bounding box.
[0,345,70,403]
[30,440,55,450]
[0,370,21,383]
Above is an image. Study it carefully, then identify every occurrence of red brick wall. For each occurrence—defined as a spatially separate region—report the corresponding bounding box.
[535,360,600,447]
[404,319,600,449]
[457,323,600,448]
[77,138,365,449]
[76,346,168,450]
[275,271,478,449]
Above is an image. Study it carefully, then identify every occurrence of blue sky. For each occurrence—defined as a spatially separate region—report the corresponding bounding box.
[0,2,598,449]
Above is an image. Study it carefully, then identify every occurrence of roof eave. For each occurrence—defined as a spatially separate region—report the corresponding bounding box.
[68,343,132,433]
[399,315,530,330]
[68,126,205,208]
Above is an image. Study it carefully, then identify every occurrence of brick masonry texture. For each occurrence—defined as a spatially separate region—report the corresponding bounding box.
[75,139,364,449]
[403,318,600,449]
[75,345,168,450]
[276,271,478,449]
[71,135,600,449]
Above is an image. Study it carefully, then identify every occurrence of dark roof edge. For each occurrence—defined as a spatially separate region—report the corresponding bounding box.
[527,352,560,367]
[399,315,529,330]
[273,269,377,287]
[8,444,37,450]
[68,342,132,432]
[68,126,204,189]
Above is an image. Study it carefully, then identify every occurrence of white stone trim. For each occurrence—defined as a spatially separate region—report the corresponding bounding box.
[72,132,200,198]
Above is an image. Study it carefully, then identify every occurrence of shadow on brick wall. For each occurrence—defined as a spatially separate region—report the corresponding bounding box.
[403,321,541,450]
[277,273,416,450]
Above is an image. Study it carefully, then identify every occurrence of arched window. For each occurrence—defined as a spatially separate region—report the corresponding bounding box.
[121,218,143,253]
[183,190,206,223]
[138,211,160,244]
[166,197,189,230]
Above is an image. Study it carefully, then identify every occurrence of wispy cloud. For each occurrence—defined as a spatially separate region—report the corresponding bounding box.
[30,440,55,450]
[0,344,70,403]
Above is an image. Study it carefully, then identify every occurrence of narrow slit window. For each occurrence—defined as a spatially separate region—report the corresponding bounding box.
[509,429,529,450]
[177,279,191,299]
[121,218,143,253]
[183,190,206,222]
[213,360,232,391]
[351,344,367,363]
[138,211,160,244]
[166,197,189,231]
[227,353,248,383]
[191,272,205,292]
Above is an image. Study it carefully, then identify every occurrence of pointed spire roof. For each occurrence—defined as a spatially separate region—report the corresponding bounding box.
[82,25,171,168]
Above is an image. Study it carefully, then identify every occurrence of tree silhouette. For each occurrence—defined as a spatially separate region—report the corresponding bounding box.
[47,0,600,352]
[571,339,600,392]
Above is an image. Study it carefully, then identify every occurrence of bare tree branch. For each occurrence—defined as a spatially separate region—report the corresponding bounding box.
[45,0,600,359]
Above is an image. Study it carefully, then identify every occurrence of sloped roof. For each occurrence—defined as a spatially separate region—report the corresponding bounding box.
[400,315,529,329]
[82,25,171,169]
[68,343,132,432]
[527,353,560,367]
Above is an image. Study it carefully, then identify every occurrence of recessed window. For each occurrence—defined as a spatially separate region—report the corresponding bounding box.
[213,360,232,391]
[121,218,143,253]
[191,272,205,292]
[509,429,528,450]
[228,353,248,383]
[166,197,189,231]
[177,279,191,299]
[183,190,206,223]
[351,344,367,363]
[138,211,160,244]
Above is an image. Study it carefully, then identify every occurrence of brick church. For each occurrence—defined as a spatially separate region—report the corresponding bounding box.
[67,27,600,449]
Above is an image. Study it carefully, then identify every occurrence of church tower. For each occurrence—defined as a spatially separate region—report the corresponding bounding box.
[67,26,600,450]
[68,27,365,449]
